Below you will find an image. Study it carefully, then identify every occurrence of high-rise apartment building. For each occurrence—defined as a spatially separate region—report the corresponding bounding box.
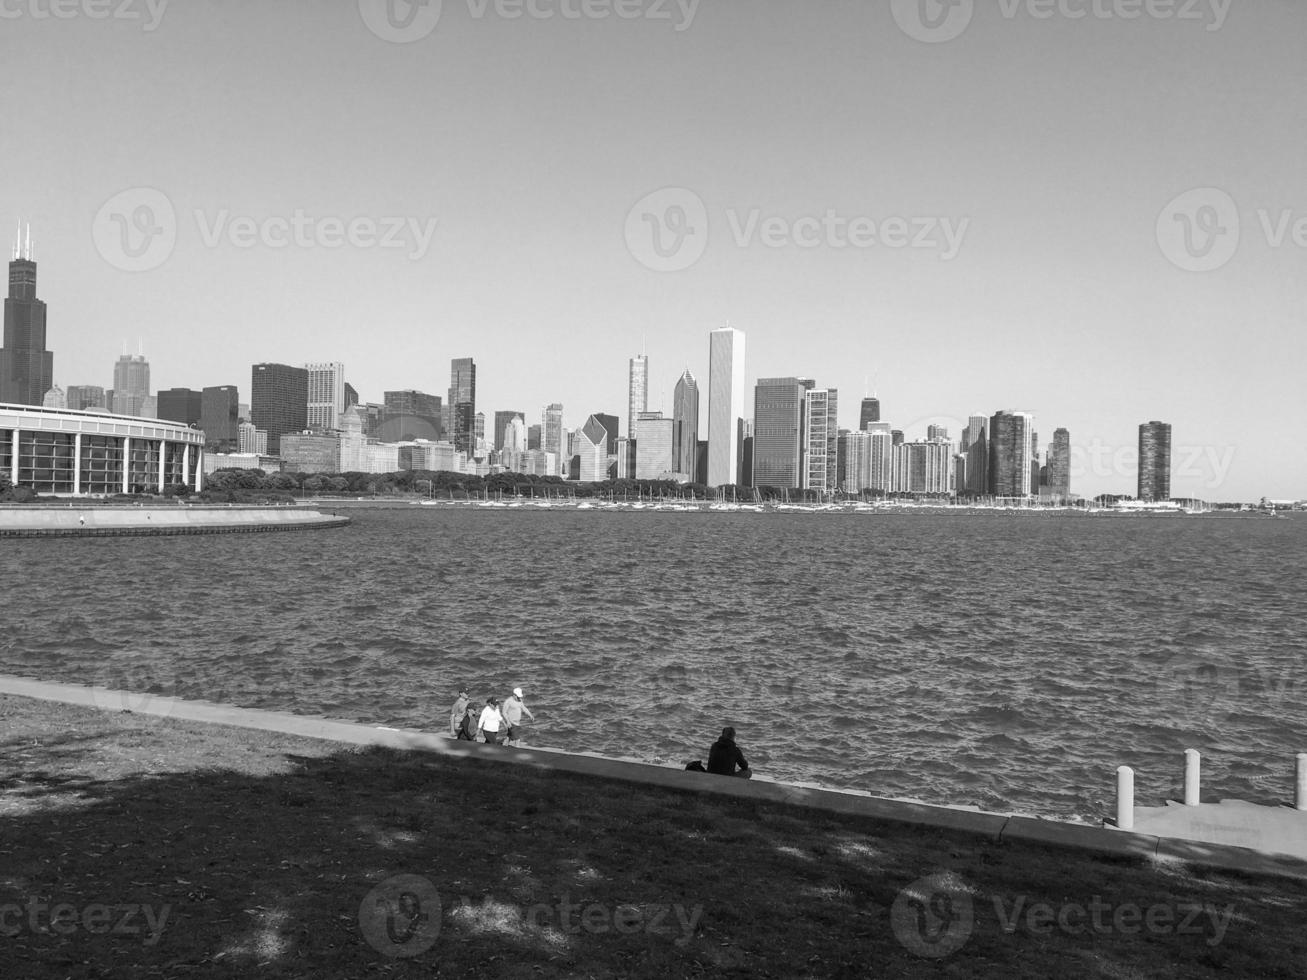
[634,412,674,479]
[803,387,838,492]
[111,353,150,417]
[1138,421,1172,501]
[251,363,308,455]
[201,386,239,451]
[752,377,806,490]
[988,411,1035,497]
[866,422,894,493]
[628,353,648,440]
[238,421,268,455]
[305,361,345,431]
[859,397,880,429]
[448,358,476,455]
[672,369,699,481]
[0,228,52,406]
[707,327,746,486]
[891,439,954,494]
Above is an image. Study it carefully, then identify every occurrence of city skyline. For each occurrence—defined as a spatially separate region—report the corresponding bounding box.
[2,4,1303,499]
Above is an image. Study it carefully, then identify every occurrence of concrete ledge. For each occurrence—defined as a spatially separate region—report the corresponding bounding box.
[5,672,1306,882]
[0,507,348,536]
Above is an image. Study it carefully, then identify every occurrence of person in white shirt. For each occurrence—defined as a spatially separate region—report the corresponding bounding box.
[501,687,536,746]
[477,697,506,746]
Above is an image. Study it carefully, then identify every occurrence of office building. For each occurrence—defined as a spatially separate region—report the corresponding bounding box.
[859,397,880,429]
[673,369,699,481]
[803,387,838,492]
[157,388,203,427]
[988,411,1036,497]
[305,361,345,431]
[576,416,609,483]
[543,403,563,458]
[634,411,675,480]
[493,410,525,451]
[42,386,65,409]
[752,377,806,490]
[281,431,340,474]
[707,327,746,486]
[960,415,988,496]
[238,421,268,455]
[448,357,476,455]
[199,386,239,451]
[1138,421,1172,501]
[66,385,107,411]
[0,227,53,407]
[383,390,442,441]
[344,383,358,409]
[111,353,151,417]
[628,353,648,440]
[250,363,308,455]
[527,423,542,451]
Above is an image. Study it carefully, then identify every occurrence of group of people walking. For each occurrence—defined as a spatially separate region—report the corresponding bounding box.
[449,687,535,746]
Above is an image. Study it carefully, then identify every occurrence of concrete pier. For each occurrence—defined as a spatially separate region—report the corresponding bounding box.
[0,506,349,537]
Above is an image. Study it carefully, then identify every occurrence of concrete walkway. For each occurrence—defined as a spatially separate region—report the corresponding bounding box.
[3,673,1305,881]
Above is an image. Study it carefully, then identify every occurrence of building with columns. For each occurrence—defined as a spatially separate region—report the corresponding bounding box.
[1,402,205,494]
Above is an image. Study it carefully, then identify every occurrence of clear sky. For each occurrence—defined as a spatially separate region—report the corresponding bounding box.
[2,0,1303,500]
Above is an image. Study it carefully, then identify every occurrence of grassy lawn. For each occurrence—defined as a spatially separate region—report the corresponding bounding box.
[1,694,1305,978]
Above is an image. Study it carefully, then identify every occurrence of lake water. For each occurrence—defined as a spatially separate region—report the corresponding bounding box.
[2,507,1304,822]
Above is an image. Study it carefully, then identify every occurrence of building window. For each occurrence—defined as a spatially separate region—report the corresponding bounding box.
[80,435,124,495]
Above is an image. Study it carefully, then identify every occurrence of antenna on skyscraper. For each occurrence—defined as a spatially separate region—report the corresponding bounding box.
[24,223,31,261]
[12,220,21,261]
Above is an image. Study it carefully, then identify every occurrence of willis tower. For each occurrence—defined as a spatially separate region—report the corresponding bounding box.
[1,224,53,406]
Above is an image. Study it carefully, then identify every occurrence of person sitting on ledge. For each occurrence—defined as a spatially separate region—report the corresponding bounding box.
[706,726,752,778]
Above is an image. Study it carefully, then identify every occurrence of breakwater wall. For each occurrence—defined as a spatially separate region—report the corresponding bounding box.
[0,506,349,537]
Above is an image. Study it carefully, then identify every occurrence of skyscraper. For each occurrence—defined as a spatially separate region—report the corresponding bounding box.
[634,412,674,479]
[112,353,151,417]
[988,411,1035,497]
[66,385,107,411]
[592,413,619,455]
[305,362,345,431]
[201,385,239,452]
[866,422,894,493]
[384,390,442,441]
[543,403,563,458]
[576,416,609,483]
[1046,428,1071,497]
[672,369,699,481]
[859,397,880,429]
[251,363,308,455]
[0,226,52,406]
[961,415,988,496]
[448,357,476,455]
[752,377,806,490]
[707,327,746,486]
[628,353,648,440]
[1138,421,1172,501]
[493,410,525,451]
[803,388,838,492]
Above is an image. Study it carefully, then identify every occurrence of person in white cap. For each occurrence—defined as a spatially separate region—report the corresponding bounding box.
[502,686,536,746]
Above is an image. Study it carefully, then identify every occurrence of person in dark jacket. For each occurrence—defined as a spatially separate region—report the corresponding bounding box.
[455,703,479,741]
[706,726,751,778]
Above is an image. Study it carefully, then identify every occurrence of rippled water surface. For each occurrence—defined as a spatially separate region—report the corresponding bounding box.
[3,508,1304,821]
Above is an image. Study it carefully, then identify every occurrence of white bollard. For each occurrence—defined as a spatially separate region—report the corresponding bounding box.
[1296,754,1307,812]
[1184,749,1201,807]
[1117,766,1135,830]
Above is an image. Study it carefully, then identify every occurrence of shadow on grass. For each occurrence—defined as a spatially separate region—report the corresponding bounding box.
[2,719,1307,979]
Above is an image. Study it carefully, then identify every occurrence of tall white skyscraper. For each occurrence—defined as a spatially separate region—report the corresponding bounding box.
[707,326,745,486]
[305,361,345,431]
[628,353,648,440]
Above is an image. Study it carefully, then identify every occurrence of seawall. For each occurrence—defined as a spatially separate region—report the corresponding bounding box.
[0,506,349,537]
